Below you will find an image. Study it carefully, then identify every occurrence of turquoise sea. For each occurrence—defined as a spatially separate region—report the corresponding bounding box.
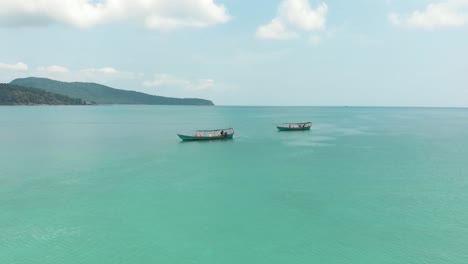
[1,106,468,264]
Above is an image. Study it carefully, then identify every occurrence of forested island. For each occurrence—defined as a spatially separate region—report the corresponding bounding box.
[10,77,214,106]
[0,84,85,105]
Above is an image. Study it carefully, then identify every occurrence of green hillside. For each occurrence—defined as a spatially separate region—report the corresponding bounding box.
[0,83,85,105]
[11,77,214,106]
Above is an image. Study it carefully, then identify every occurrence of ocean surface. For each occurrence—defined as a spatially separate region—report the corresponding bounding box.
[1,106,468,264]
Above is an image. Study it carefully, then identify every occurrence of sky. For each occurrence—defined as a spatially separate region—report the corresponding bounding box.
[0,0,467,107]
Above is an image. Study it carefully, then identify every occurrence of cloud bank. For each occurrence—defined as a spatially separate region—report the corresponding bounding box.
[0,62,28,71]
[389,0,468,30]
[3,64,137,82]
[256,0,328,40]
[0,0,231,30]
[141,73,225,98]
[143,74,215,92]
[37,65,70,73]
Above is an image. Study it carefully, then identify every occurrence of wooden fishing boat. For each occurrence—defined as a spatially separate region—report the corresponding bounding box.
[277,122,312,131]
[178,128,234,141]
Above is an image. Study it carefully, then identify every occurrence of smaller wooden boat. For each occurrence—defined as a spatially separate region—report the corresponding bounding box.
[178,128,234,141]
[277,122,312,131]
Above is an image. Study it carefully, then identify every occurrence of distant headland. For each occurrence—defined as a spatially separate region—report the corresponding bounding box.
[1,77,214,106]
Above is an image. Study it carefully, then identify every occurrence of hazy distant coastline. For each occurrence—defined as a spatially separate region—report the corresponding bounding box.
[1,77,214,106]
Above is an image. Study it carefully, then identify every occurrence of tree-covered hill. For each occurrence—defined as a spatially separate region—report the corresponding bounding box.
[0,84,85,105]
[11,77,214,106]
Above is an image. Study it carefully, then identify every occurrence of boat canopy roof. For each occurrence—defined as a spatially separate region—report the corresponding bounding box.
[280,122,311,125]
[195,128,234,133]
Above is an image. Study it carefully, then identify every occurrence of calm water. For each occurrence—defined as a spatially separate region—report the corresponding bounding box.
[1,106,468,264]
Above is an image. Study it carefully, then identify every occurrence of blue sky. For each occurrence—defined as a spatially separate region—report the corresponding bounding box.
[0,0,467,106]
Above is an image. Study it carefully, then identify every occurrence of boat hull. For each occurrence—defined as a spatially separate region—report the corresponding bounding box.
[178,133,234,141]
[277,126,311,131]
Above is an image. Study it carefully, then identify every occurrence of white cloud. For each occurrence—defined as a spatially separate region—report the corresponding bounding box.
[143,74,188,87]
[280,0,328,30]
[98,67,118,74]
[0,0,230,30]
[81,67,119,74]
[78,67,140,81]
[29,65,140,83]
[257,18,298,40]
[143,74,215,92]
[389,0,468,30]
[193,79,215,91]
[256,0,328,40]
[37,65,70,73]
[0,62,28,71]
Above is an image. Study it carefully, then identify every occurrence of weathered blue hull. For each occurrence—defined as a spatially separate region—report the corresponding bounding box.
[277,126,311,131]
[178,133,234,141]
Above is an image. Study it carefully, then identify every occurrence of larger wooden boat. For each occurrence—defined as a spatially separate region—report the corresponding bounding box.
[178,128,234,141]
[277,122,312,131]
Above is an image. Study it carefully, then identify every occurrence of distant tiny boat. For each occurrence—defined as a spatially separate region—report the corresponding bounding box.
[178,128,234,141]
[277,122,312,131]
